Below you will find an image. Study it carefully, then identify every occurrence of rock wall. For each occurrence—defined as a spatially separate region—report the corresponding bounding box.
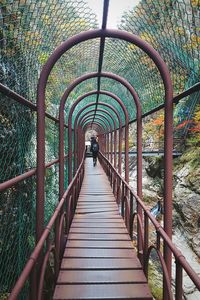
[173,150,200,257]
[128,149,200,258]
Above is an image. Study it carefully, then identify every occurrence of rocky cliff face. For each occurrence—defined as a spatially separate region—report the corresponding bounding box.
[173,149,200,257]
[128,148,200,258]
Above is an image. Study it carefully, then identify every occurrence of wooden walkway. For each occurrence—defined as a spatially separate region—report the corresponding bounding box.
[53,158,152,299]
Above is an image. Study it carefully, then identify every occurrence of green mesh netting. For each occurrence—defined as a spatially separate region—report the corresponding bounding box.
[119,0,200,121]
[0,1,98,297]
[0,0,200,298]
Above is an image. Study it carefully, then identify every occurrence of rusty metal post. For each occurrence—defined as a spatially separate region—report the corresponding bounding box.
[110,132,113,164]
[107,132,110,160]
[113,128,117,168]
[125,122,129,183]
[74,126,80,173]
[95,90,129,182]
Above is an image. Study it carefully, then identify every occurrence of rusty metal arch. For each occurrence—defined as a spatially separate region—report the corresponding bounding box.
[84,122,105,134]
[37,29,173,275]
[65,90,129,187]
[83,118,109,134]
[57,70,142,202]
[81,113,115,171]
[74,118,108,174]
[83,121,107,162]
[80,111,114,158]
[82,116,112,132]
[79,110,116,161]
[79,111,115,130]
[73,102,122,171]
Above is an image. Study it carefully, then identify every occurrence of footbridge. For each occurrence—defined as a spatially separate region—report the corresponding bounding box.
[0,0,200,299]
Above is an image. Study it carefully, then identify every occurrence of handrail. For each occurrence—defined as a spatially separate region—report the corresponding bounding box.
[9,151,85,300]
[0,83,68,127]
[0,156,68,192]
[98,151,200,298]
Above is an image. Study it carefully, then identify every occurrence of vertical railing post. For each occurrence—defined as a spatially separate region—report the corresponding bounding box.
[125,123,129,183]
[175,262,183,300]
[110,131,113,164]
[121,182,125,218]
[137,202,143,263]
[108,133,110,161]
[118,127,122,175]
[143,211,149,271]
[105,133,108,158]
[130,192,133,240]
[116,177,121,205]
[30,266,38,300]
[114,129,117,168]
[55,216,60,278]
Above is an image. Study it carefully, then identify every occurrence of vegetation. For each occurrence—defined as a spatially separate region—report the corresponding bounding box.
[0,0,199,298]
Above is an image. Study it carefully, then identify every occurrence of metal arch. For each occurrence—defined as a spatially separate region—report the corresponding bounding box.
[74,118,107,169]
[57,71,142,228]
[84,122,105,134]
[83,121,106,152]
[58,70,142,199]
[73,102,122,171]
[79,110,116,165]
[83,119,109,134]
[37,29,173,277]
[74,102,121,128]
[79,112,115,130]
[65,90,129,186]
[82,115,112,133]
[58,71,142,253]
[82,115,112,151]
[73,103,120,129]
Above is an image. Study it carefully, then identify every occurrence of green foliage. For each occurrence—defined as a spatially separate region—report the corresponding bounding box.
[0,0,199,298]
[148,261,163,300]
[142,111,165,150]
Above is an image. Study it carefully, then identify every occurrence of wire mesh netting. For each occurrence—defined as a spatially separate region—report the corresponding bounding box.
[1,1,98,297]
[119,0,200,121]
[0,176,36,299]
[0,0,200,298]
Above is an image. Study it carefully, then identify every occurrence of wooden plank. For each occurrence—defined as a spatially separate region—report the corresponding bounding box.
[76,204,117,208]
[69,227,128,233]
[66,240,133,249]
[67,233,130,240]
[78,199,115,202]
[57,269,148,284]
[61,258,142,270]
[53,159,152,300]
[72,218,123,223]
[71,222,126,228]
[53,284,153,299]
[77,207,118,214]
[78,195,114,197]
[63,248,136,258]
[76,212,120,217]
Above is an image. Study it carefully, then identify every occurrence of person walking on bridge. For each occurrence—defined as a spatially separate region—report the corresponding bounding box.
[90,137,99,166]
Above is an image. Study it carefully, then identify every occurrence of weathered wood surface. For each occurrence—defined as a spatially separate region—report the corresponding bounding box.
[53,158,152,299]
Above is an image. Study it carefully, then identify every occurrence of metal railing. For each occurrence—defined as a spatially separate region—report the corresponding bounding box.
[98,151,200,300]
[9,152,85,300]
